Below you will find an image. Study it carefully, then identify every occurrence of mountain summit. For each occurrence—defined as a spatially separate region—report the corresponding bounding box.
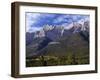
[26,20,89,58]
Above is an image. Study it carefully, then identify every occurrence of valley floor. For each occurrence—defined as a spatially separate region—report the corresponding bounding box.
[26,53,89,67]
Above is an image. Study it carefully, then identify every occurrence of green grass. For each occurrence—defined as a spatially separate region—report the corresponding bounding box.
[26,32,89,67]
[26,53,89,67]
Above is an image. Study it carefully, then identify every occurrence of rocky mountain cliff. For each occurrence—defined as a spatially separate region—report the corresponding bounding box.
[26,21,89,58]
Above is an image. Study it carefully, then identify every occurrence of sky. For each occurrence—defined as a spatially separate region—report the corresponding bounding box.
[26,12,89,32]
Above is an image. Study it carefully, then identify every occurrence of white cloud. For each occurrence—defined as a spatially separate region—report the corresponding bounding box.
[53,17,64,23]
[43,14,56,18]
[27,27,42,33]
[26,13,90,33]
[26,13,41,19]
[26,13,41,32]
[72,15,78,21]
[53,15,68,23]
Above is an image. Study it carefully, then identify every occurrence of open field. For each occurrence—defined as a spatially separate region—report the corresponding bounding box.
[26,52,89,67]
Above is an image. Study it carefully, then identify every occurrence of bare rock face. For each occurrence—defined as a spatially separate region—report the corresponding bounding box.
[26,20,89,58]
[34,30,45,38]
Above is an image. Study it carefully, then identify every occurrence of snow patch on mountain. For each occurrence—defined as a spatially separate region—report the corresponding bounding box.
[32,18,89,38]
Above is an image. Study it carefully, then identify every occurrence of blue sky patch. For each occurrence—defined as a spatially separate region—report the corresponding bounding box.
[26,12,89,32]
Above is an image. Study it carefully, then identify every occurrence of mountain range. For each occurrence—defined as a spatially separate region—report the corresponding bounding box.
[26,21,89,58]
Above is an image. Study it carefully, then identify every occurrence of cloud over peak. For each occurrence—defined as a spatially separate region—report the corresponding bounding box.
[26,12,89,32]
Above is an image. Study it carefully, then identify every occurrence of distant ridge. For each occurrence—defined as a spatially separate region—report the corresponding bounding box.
[26,20,89,58]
